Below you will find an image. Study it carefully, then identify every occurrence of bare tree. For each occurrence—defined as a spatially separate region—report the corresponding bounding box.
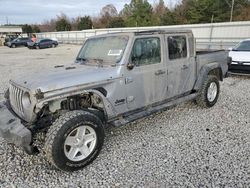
[93,4,119,28]
[101,4,118,17]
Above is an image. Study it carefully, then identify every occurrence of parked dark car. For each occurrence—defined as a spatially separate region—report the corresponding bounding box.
[7,37,32,48]
[27,39,58,49]
[4,35,18,46]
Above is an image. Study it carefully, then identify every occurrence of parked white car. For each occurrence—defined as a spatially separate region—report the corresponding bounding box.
[228,39,250,74]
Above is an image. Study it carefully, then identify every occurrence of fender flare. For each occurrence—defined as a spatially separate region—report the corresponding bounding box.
[194,62,223,91]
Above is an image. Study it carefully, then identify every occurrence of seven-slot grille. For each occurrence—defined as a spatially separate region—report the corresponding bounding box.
[9,84,25,117]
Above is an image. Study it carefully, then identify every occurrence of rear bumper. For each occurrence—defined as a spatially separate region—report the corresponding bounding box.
[0,101,35,154]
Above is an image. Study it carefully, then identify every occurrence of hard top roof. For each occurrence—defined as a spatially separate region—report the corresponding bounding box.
[134,29,192,35]
[88,29,192,39]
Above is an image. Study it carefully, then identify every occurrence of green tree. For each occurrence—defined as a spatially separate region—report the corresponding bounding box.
[32,25,40,33]
[175,0,250,24]
[161,10,178,25]
[55,14,71,31]
[108,17,125,28]
[55,18,71,31]
[77,16,92,30]
[22,24,33,34]
[122,0,154,27]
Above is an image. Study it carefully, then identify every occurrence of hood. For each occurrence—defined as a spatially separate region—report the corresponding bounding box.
[229,51,250,62]
[11,64,121,94]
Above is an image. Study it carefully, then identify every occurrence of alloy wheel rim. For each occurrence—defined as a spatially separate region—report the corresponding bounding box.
[64,125,97,162]
[207,82,218,102]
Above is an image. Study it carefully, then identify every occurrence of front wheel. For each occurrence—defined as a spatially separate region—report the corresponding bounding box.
[44,110,105,171]
[195,75,220,108]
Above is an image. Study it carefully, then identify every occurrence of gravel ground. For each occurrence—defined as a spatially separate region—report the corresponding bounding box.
[0,45,250,187]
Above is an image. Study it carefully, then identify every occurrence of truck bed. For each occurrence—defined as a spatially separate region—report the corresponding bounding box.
[196,50,229,77]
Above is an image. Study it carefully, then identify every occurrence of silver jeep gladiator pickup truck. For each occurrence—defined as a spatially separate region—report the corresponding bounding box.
[0,30,229,171]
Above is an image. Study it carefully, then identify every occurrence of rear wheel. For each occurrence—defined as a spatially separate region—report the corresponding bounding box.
[11,44,16,48]
[196,75,220,108]
[36,45,40,49]
[44,110,105,171]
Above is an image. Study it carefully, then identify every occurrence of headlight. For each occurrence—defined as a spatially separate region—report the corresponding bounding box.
[22,92,32,108]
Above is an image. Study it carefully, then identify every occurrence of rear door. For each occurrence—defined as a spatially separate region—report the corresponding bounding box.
[20,38,27,46]
[40,39,49,48]
[165,34,196,98]
[15,39,21,46]
[125,35,168,110]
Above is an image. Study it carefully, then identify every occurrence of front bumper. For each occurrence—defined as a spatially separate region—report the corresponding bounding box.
[0,101,35,154]
[229,62,250,75]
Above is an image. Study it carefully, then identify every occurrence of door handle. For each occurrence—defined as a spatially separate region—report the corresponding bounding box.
[155,70,166,75]
[181,65,189,70]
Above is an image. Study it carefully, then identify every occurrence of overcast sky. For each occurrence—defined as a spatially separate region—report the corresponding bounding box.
[0,0,179,25]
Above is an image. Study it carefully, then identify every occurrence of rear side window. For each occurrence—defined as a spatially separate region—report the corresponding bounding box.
[131,37,161,66]
[168,36,187,60]
[22,38,28,40]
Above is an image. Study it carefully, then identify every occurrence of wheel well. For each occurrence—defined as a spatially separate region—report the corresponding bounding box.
[58,92,106,122]
[208,68,223,81]
[35,91,107,131]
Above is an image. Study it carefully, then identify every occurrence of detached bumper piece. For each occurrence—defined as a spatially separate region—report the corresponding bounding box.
[0,101,36,154]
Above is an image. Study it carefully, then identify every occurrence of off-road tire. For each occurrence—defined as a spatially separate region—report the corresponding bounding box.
[44,110,105,171]
[196,75,220,108]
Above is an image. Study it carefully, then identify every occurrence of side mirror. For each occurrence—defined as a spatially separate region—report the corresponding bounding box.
[127,62,135,70]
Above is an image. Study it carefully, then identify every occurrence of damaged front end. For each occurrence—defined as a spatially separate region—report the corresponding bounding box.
[0,101,37,154]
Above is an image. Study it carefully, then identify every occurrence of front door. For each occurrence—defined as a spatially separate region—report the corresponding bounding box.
[165,34,196,98]
[124,36,167,110]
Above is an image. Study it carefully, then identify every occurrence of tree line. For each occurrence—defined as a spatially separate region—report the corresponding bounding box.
[22,0,250,33]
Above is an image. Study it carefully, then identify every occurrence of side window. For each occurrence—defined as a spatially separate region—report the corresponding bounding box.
[168,36,187,60]
[131,37,161,66]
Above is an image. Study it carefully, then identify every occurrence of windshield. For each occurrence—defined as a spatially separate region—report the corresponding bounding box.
[233,40,250,51]
[76,35,129,65]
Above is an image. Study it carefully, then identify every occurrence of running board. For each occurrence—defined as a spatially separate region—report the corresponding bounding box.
[111,93,197,126]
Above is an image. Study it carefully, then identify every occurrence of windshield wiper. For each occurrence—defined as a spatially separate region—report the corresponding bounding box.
[75,57,88,64]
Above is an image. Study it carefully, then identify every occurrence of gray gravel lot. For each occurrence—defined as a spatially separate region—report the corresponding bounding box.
[0,45,249,187]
